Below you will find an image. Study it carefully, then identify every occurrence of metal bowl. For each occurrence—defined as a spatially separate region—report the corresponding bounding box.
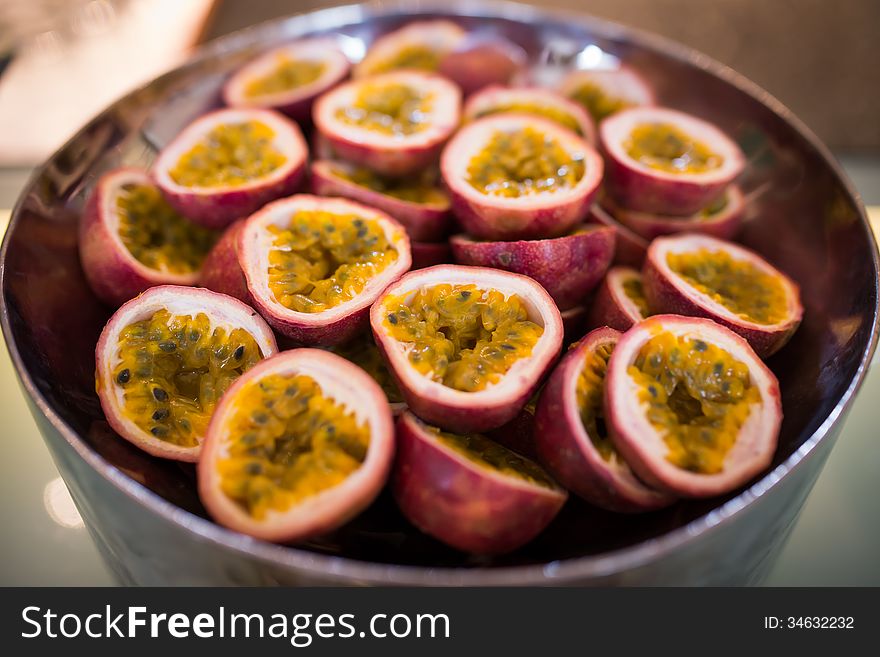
[1,0,877,585]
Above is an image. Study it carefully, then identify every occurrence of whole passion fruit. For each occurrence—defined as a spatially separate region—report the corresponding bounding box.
[353,20,466,78]
[198,219,251,304]
[222,38,351,122]
[94,285,278,462]
[559,66,656,123]
[600,106,746,216]
[441,113,603,240]
[313,71,461,177]
[449,225,615,310]
[410,240,453,270]
[463,85,596,143]
[198,349,395,542]
[438,34,527,96]
[310,159,451,242]
[605,314,782,497]
[587,204,650,268]
[79,168,220,306]
[370,265,563,433]
[603,184,745,241]
[643,234,803,357]
[239,194,412,346]
[153,108,307,228]
[587,266,650,331]
[535,327,675,512]
[393,411,567,554]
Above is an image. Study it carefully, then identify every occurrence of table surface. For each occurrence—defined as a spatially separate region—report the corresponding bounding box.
[0,171,878,586]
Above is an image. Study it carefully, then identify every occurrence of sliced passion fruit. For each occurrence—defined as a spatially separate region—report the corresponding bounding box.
[559,66,656,123]
[94,285,278,462]
[370,265,563,433]
[198,220,251,305]
[587,266,650,331]
[353,20,466,78]
[198,349,395,542]
[605,314,782,497]
[330,331,406,415]
[310,159,451,242]
[411,240,453,270]
[603,184,745,241]
[79,168,220,307]
[313,71,461,177]
[600,106,746,216]
[238,194,411,346]
[153,108,307,228]
[535,327,675,512]
[222,38,351,122]
[587,204,650,268]
[438,34,527,96]
[393,411,566,554]
[441,113,603,240]
[463,85,596,143]
[449,225,615,310]
[643,234,803,357]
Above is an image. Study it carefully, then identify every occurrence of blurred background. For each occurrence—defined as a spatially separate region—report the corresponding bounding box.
[0,0,878,585]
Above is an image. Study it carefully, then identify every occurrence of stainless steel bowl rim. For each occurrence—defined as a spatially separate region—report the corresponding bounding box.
[2,0,878,585]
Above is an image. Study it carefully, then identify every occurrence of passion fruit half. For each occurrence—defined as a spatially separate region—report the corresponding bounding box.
[94,285,278,462]
[449,225,615,310]
[153,108,307,228]
[605,314,782,497]
[79,168,219,306]
[371,265,563,433]
[441,113,603,240]
[587,266,650,331]
[198,349,395,542]
[310,159,451,242]
[463,85,596,143]
[603,184,745,241]
[239,194,412,346]
[535,327,675,512]
[222,38,351,122]
[353,20,466,78]
[643,234,803,357]
[559,66,656,123]
[600,106,746,216]
[313,71,461,177]
[393,411,567,554]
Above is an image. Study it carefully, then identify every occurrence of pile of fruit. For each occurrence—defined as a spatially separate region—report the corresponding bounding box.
[81,20,803,554]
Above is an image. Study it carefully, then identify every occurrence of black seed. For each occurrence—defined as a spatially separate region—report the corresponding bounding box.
[152,387,168,401]
[152,408,170,421]
[714,362,723,376]
[356,227,367,239]
[178,419,191,432]
[241,432,257,445]
[246,462,263,475]
[116,369,131,384]
[387,313,398,325]
[233,345,245,360]
[189,330,201,342]
[353,218,364,227]
[252,411,269,424]
[648,385,658,398]
[693,340,707,352]
[159,341,177,352]
[501,343,515,351]
[150,426,167,437]
[459,290,472,300]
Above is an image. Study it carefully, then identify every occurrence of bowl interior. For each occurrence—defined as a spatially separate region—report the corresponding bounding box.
[2,3,877,571]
